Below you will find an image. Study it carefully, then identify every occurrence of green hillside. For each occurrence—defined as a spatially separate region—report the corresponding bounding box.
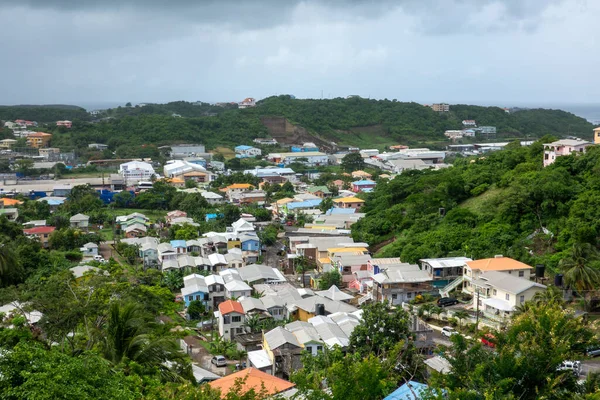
[351,137,600,272]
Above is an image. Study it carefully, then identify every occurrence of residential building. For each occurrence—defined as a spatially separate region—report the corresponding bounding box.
[182,274,209,307]
[477,126,497,134]
[268,152,329,166]
[237,190,267,205]
[237,264,286,285]
[351,179,376,193]
[333,196,365,210]
[23,226,55,248]
[306,186,332,198]
[0,139,17,149]
[206,274,226,309]
[208,368,295,399]
[351,170,372,179]
[371,261,433,305]
[430,103,450,112]
[462,120,477,127]
[170,144,206,158]
[119,161,156,184]
[217,300,245,341]
[163,160,212,183]
[88,143,108,150]
[69,213,90,230]
[254,138,278,145]
[26,132,52,148]
[38,147,60,160]
[594,127,600,145]
[200,191,224,205]
[243,167,297,182]
[444,130,465,139]
[56,120,72,128]
[291,142,319,152]
[238,97,256,109]
[235,145,262,158]
[222,183,254,201]
[79,242,99,257]
[419,257,472,288]
[470,270,546,320]
[462,129,476,137]
[461,256,533,295]
[543,139,593,167]
[263,327,304,379]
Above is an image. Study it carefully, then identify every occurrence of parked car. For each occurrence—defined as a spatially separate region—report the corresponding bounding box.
[587,347,600,357]
[211,355,227,367]
[481,333,496,348]
[437,297,459,307]
[235,362,247,370]
[441,326,458,337]
[557,360,581,376]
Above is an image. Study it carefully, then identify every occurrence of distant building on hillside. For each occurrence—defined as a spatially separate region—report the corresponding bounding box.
[56,120,72,128]
[594,127,600,144]
[543,139,592,167]
[430,103,450,112]
[119,161,156,184]
[239,98,256,109]
[462,120,477,127]
[477,126,497,134]
[170,144,206,158]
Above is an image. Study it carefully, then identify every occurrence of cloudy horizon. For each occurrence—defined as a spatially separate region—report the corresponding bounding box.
[0,0,598,106]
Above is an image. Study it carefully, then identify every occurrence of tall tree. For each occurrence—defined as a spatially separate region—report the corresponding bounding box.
[559,243,600,311]
[341,153,365,172]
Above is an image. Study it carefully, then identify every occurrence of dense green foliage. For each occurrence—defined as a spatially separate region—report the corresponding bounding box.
[0,105,90,122]
[352,138,600,274]
[8,98,593,157]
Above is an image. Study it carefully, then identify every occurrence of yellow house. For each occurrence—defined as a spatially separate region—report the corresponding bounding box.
[594,127,600,144]
[333,196,365,210]
[26,132,52,148]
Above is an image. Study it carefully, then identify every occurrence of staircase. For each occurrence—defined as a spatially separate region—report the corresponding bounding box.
[358,293,372,306]
[439,276,464,298]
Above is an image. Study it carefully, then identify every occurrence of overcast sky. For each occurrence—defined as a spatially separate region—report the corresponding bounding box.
[0,0,597,106]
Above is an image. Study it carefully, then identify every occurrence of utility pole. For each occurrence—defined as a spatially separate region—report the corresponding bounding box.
[475,288,480,332]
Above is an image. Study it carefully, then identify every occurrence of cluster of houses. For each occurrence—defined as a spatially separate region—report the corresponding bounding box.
[444,122,497,140]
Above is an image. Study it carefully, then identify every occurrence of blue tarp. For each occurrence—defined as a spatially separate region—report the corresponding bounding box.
[384,381,429,400]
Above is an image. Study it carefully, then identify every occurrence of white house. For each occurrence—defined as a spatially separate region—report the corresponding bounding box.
[462,120,477,127]
[217,300,246,341]
[70,213,90,230]
[119,161,156,185]
[470,271,546,320]
[235,145,262,158]
[543,139,593,167]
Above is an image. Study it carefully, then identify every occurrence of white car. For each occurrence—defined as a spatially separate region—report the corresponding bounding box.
[558,360,581,376]
[441,326,458,337]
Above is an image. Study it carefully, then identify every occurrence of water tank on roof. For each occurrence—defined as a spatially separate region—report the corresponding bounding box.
[535,264,545,279]
[315,303,326,316]
[555,273,563,287]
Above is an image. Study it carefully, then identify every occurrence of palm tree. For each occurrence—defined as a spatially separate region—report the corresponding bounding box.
[559,243,600,311]
[453,310,469,329]
[420,303,434,320]
[101,302,187,381]
[208,335,235,355]
[431,306,443,321]
[0,243,20,287]
[295,256,309,288]
[251,290,265,299]
[243,314,263,333]
[533,285,565,307]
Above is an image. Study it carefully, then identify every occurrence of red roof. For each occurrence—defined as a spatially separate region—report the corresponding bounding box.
[218,300,244,315]
[23,226,55,235]
[209,368,294,398]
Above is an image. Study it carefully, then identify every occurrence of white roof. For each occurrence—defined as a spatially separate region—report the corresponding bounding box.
[544,139,592,147]
[473,270,546,295]
[191,364,219,382]
[0,302,43,325]
[373,263,431,284]
[82,242,98,249]
[248,349,273,369]
[308,315,350,348]
[264,326,302,350]
[200,191,223,199]
[205,275,225,286]
[225,280,252,293]
[119,160,155,173]
[232,218,255,232]
[208,253,227,266]
[238,264,286,283]
[424,356,451,374]
[240,297,267,313]
[69,213,89,222]
[482,297,514,312]
[420,257,472,269]
[315,285,354,302]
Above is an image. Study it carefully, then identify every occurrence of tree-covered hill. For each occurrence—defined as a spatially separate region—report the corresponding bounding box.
[351,138,600,272]
[0,105,90,122]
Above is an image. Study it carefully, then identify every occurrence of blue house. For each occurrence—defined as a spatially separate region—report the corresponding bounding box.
[170,240,187,254]
[181,276,210,307]
[384,381,439,400]
[240,234,261,252]
[205,213,224,222]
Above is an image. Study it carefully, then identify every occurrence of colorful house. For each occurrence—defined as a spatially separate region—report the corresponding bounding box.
[351,179,376,193]
[26,132,52,148]
[23,226,55,248]
[333,197,365,210]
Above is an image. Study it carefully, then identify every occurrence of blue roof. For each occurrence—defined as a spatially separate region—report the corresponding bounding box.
[287,199,322,210]
[352,180,376,185]
[170,240,187,248]
[384,381,429,400]
[326,208,356,215]
[235,145,253,151]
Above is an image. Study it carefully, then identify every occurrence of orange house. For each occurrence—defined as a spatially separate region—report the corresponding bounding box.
[27,132,52,148]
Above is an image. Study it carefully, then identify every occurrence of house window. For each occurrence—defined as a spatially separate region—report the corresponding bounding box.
[505,294,510,301]
[391,294,397,300]
[317,346,323,351]
[493,289,497,296]
[232,316,241,323]
[305,346,312,353]
[518,271,524,277]
[407,293,412,299]
[188,296,193,302]
[196,295,202,301]
[520,295,525,303]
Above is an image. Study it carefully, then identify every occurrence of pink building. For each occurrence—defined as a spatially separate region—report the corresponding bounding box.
[56,120,72,128]
[543,139,592,167]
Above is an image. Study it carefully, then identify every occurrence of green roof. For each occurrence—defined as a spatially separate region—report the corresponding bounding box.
[306,186,331,194]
